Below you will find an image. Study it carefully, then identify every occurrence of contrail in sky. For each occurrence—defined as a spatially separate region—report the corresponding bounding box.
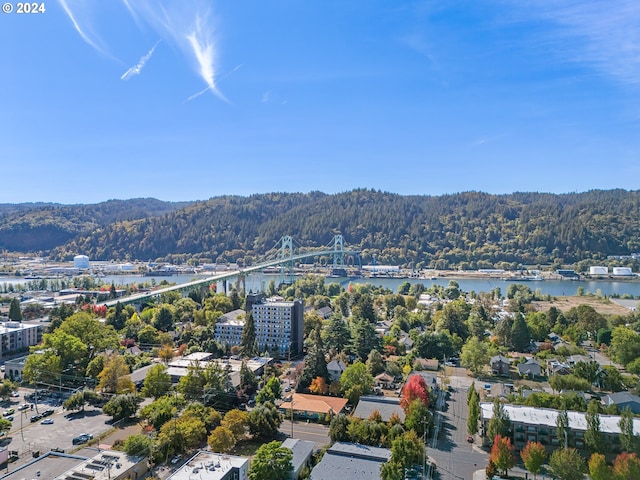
[121,40,161,80]
[185,64,242,102]
[57,0,108,56]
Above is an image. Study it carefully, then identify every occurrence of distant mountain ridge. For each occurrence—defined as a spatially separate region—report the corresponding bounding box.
[3,189,640,269]
[0,198,193,252]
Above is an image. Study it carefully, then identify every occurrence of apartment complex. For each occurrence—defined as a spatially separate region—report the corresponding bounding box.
[251,297,303,357]
[0,322,42,359]
[480,402,640,455]
[213,309,246,347]
[212,296,303,358]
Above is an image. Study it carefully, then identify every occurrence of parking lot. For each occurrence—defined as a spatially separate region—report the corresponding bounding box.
[1,387,112,463]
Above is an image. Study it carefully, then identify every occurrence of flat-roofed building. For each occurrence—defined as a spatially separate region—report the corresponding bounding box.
[213,309,246,348]
[1,449,146,480]
[480,402,640,455]
[167,450,248,480]
[0,322,42,361]
[252,297,303,358]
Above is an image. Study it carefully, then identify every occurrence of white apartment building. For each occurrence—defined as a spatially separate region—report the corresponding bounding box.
[0,322,42,359]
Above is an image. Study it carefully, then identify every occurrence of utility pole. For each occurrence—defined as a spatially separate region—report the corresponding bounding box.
[290,399,295,438]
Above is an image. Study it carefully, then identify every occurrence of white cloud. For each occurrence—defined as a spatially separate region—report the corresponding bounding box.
[121,40,161,80]
[507,0,640,85]
[123,0,227,101]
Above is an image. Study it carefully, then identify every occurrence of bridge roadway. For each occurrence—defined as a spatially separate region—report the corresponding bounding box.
[100,248,359,307]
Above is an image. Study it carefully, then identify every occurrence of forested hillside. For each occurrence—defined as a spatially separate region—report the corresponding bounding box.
[0,198,193,251]
[39,189,640,270]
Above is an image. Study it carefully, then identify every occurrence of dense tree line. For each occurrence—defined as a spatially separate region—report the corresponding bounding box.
[0,198,191,251]
[25,189,640,267]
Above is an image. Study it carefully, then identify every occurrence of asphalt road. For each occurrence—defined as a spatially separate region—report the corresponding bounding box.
[279,418,331,448]
[428,377,488,480]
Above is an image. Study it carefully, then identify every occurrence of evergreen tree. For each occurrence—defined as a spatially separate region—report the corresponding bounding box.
[511,313,531,352]
[619,407,637,453]
[467,390,480,435]
[585,399,604,454]
[298,327,328,391]
[322,315,351,356]
[487,397,510,444]
[240,312,257,356]
[8,298,22,322]
[556,402,570,449]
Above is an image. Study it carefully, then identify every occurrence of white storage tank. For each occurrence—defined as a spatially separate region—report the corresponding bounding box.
[73,255,90,269]
[613,267,633,276]
[590,266,608,275]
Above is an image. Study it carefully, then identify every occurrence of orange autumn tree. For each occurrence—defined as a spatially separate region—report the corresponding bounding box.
[400,375,430,411]
[613,452,640,480]
[310,377,329,395]
[490,435,516,478]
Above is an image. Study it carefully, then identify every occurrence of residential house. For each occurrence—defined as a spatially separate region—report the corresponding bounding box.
[374,372,395,389]
[327,360,347,382]
[517,358,542,378]
[282,438,315,480]
[279,393,348,420]
[308,442,391,480]
[490,355,511,375]
[315,306,333,319]
[413,358,439,371]
[603,392,640,414]
[547,359,571,376]
[353,395,405,423]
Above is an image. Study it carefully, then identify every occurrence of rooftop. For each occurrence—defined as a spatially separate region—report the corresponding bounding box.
[0,451,88,480]
[353,396,405,423]
[167,451,248,480]
[480,402,640,434]
[309,442,390,480]
[280,393,348,415]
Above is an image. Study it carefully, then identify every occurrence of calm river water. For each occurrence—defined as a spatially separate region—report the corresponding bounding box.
[3,273,638,297]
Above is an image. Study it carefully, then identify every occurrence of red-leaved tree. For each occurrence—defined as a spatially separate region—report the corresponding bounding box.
[400,375,430,411]
[490,435,516,477]
[613,452,640,480]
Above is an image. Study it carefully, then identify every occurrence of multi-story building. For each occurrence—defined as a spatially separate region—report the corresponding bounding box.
[0,322,42,359]
[252,296,303,358]
[213,309,246,347]
[212,296,303,358]
[480,402,640,456]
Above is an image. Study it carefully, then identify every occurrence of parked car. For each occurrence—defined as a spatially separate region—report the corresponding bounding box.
[30,414,42,422]
[3,409,15,416]
[6,416,13,421]
[72,434,92,445]
[41,419,54,425]
[42,409,54,417]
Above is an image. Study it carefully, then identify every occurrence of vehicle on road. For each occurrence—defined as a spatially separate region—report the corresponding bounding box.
[41,419,54,425]
[42,409,54,417]
[170,454,183,465]
[18,404,29,411]
[6,416,13,421]
[3,409,15,416]
[10,392,19,398]
[30,414,42,422]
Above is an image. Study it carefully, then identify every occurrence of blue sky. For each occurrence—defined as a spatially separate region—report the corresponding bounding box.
[1,0,639,203]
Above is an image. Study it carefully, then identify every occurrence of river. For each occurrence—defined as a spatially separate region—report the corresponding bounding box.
[2,273,639,298]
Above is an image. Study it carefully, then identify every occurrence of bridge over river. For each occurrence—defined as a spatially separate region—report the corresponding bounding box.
[100,235,360,307]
